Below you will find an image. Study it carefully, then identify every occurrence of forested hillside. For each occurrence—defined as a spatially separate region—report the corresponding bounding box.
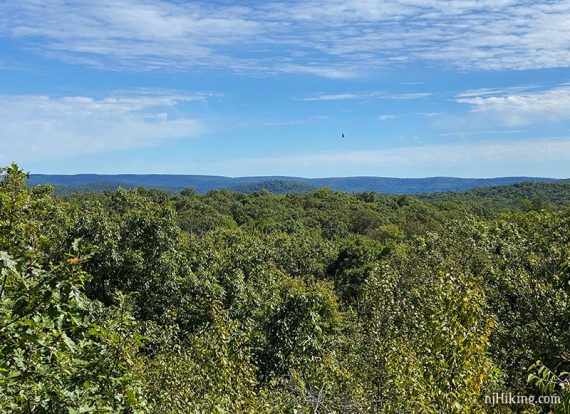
[1,164,569,413]
[418,180,570,212]
[228,180,316,194]
[29,173,559,195]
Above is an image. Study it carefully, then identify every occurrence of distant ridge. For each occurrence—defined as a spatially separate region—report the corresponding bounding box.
[28,174,560,194]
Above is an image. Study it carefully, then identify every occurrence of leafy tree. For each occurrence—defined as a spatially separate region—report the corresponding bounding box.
[66,188,187,323]
[0,165,146,413]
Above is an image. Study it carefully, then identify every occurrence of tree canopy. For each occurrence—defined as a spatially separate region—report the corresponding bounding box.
[1,164,568,413]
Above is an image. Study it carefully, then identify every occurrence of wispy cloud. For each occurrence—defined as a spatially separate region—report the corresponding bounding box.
[302,91,431,101]
[456,85,570,126]
[277,64,361,79]
[0,92,205,164]
[456,85,541,99]
[2,0,570,75]
[262,115,328,127]
[377,114,396,121]
[302,93,361,102]
[439,130,524,137]
[417,112,441,117]
[236,138,570,176]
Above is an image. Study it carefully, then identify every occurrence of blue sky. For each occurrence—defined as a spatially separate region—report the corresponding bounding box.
[1,0,570,177]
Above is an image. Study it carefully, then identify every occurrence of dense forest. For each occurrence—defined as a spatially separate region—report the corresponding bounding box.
[1,163,569,413]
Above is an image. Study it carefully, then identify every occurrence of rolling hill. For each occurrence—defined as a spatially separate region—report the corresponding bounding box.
[28,174,560,195]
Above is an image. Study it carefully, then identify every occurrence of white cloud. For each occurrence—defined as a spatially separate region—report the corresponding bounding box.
[302,93,361,101]
[456,85,540,99]
[238,137,570,174]
[439,130,524,137]
[302,91,431,101]
[262,115,328,127]
[0,0,263,72]
[377,115,396,121]
[277,64,360,79]
[0,92,205,164]
[2,0,570,75]
[456,85,570,126]
[417,112,441,117]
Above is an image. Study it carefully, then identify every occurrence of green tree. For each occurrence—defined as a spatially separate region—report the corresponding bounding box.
[0,165,146,413]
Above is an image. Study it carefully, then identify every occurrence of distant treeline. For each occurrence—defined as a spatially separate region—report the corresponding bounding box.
[29,173,560,194]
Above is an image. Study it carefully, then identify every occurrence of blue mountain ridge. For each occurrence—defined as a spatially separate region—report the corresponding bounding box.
[28,174,561,194]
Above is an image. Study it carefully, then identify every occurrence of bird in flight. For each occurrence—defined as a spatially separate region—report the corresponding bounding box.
[341,133,345,139]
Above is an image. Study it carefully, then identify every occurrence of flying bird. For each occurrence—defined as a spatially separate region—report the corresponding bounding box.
[341,133,345,139]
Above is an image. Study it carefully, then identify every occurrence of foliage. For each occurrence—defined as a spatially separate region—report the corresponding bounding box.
[0,164,147,413]
[528,358,570,414]
[2,163,569,412]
